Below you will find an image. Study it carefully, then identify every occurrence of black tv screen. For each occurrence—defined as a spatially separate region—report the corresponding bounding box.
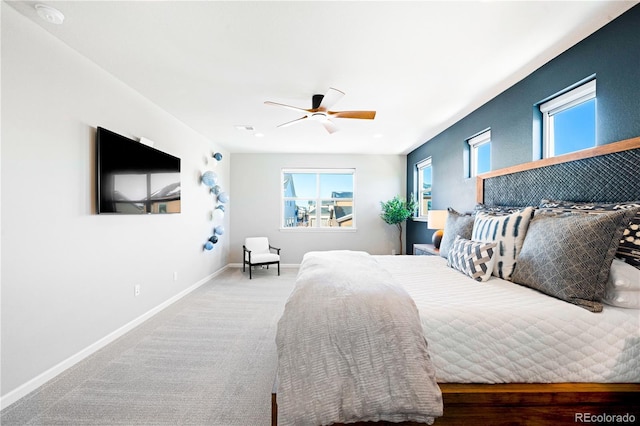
[97,127,181,214]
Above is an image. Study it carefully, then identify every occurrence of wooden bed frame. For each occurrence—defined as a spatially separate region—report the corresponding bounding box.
[273,383,640,426]
[272,136,640,425]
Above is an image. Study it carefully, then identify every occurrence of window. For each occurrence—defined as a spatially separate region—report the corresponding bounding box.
[468,130,491,177]
[282,169,355,229]
[540,79,596,158]
[416,158,432,218]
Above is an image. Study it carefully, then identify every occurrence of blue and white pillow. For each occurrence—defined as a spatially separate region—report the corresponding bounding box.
[447,236,497,282]
[474,203,530,215]
[472,206,535,280]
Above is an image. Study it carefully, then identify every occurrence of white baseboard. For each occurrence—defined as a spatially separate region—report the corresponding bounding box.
[228,263,299,268]
[0,265,228,410]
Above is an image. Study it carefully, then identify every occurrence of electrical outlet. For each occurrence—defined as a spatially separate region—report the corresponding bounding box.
[134,285,141,297]
[173,272,178,282]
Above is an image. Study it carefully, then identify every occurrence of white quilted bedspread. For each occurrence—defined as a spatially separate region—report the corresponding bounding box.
[375,255,640,383]
[276,251,443,426]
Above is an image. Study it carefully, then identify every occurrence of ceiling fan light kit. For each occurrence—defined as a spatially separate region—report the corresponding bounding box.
[35,4,65,25]
[265,88,376,134]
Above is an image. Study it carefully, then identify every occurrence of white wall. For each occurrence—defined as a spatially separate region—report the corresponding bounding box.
[230,153,407,264]
[1,4,230,402]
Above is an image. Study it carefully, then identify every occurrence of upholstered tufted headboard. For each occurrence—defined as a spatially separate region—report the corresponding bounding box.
[477,137,640,207]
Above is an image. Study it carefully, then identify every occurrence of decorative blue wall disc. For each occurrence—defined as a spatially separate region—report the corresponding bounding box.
[201,171,218,187]
[218,192,229,203]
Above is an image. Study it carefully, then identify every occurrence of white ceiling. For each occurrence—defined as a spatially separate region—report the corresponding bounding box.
[8,1,638,154]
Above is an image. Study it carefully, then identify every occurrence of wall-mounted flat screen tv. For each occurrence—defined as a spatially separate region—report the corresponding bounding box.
[97,127,181,214]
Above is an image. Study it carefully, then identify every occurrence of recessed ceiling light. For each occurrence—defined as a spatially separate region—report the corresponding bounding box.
[254,132,265,138]
[35,4,65,25]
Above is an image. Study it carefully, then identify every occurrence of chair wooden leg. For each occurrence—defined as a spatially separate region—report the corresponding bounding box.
[250,265,252,279]
[278,262,280,276]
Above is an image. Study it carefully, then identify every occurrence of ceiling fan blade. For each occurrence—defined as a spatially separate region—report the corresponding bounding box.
[318,87,345,111]
[321,119,339,134]
[264,101,311,114]
[277,116,308,128]
[329,110,377,120]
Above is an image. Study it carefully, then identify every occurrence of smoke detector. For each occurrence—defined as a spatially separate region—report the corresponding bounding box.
[234,125,255,131]
[35,4,65,25]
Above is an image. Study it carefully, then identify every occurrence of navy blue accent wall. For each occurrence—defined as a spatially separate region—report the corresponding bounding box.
[406,5,640,254]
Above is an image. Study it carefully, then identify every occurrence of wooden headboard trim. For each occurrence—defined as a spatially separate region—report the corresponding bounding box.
[476,136,640,203]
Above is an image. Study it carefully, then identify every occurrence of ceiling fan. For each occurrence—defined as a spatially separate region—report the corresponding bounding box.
[264,88,376,134]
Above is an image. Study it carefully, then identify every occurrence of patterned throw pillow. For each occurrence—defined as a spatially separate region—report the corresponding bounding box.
[471,207,535,280]
[540,199,640,270]
[511,209,639,312]
[447,236,497,282]
[474,203,532,216]
[439,208,475,259]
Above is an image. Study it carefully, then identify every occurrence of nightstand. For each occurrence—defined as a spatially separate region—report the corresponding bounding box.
[413,243,440,256]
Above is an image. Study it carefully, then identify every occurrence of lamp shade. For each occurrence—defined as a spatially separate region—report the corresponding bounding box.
[426,210,448,230]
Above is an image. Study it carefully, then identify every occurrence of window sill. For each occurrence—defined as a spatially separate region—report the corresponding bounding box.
[279,227,357,233]
[412,217,428,222]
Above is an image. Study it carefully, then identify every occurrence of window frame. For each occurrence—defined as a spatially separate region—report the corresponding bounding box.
[540,79,596,158]
[415,157,432,220]
[468,129,491,177]
[280,168,356,231]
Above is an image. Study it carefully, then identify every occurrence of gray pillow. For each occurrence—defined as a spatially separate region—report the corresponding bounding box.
[540,199,640,270]
[439,208,474,259]
[511,208,639,312]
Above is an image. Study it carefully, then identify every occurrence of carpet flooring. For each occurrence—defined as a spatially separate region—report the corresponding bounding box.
[1,266,296,425]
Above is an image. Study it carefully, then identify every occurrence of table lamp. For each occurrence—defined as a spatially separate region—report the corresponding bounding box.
[427,210,448,249]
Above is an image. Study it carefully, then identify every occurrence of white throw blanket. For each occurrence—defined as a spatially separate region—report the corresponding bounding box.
[276,251,442,425]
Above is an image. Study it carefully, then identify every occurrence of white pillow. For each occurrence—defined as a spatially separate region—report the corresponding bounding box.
[472,206,534,280]
[603,288,640,309]
[608,258,640,290]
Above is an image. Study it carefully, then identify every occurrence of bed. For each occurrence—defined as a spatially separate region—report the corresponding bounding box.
[272,136,640,425]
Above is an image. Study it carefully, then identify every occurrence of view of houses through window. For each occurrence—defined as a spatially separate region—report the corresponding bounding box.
[416,158,432,217]
[282,169,355,228]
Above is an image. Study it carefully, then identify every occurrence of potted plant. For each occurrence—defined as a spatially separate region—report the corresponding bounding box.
[380,195,417,255]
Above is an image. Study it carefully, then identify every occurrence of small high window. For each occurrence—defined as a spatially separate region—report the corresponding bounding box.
[468,130,491,177]
[282,169,355,229]
[540,79,596,158]
[416,158,432,218]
